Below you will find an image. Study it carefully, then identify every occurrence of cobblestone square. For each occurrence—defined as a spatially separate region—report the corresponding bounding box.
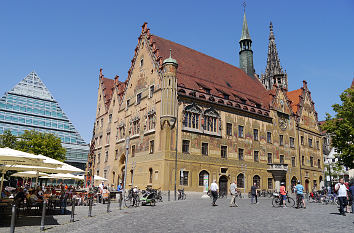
[1,195,353,233]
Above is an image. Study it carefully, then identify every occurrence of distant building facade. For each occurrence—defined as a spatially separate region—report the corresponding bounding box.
[90,13,323,193]
[0,72,89,169]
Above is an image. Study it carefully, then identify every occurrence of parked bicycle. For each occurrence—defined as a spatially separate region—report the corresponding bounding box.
[296,194,304,208]
[272,192,295,208]
[124,188,140,208]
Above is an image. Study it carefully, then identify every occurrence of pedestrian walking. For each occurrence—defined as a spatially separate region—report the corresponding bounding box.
[335,178,348,216]
[210,180,218,206]
[251,183,258,204]
[348,182,354,214]
[229,180,238,207]
[280,182,287,208]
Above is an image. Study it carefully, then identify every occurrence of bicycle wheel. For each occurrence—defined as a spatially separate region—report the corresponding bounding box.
[124,196,133,208]
[272,197,281,207]
[287,197,295,207]
[183,193,186,200]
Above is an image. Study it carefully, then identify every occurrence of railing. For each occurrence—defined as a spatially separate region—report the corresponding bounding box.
[267,163,288,171]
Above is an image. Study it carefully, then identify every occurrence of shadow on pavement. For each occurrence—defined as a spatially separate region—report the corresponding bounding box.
[0,209,71,227]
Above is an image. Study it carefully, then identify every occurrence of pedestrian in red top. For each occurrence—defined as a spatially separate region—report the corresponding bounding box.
[279,182,287,208]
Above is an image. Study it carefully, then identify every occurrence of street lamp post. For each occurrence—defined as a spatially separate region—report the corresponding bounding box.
[288,167,292,192]
[174,101,179,201]
[242,164,247,197]
[131,161,136,187]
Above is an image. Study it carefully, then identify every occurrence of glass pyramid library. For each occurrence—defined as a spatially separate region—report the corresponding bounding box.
[0,72,89,169]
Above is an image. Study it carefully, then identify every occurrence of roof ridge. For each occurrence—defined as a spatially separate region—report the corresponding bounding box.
[151,34,248,73]
[177,70,263,101]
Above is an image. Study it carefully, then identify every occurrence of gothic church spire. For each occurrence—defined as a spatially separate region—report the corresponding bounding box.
[261,22,288,90]
[239,11,255,78]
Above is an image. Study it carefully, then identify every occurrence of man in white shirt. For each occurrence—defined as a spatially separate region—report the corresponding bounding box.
[210,180,219,206]
[229,180,238,207]
[335,178,348,216]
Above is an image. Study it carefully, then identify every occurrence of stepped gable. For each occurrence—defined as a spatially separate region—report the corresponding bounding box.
[287,89,302,114]
[99,69,115,109]
[150,35,269,109]
[102,77,114,107]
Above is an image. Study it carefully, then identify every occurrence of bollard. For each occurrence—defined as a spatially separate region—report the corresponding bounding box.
[88,197,93,217]
[107,196,111,213]
[168,190,170,201]
[40,201,46,231]
[70,199,75,222]
[10,203,16,233]
[119,192,122,210]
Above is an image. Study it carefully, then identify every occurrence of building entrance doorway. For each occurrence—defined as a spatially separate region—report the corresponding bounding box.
[305,179,309,192]
[219,175,228,197]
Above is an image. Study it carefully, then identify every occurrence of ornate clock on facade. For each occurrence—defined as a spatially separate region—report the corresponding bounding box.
[279,116,288,130]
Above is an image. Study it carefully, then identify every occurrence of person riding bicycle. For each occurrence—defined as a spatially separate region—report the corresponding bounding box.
[279,182,287,208]
[295,180,306,209]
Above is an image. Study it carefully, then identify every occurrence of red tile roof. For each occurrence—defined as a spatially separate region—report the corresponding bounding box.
[151,35,270,108]
[287,89,302,114]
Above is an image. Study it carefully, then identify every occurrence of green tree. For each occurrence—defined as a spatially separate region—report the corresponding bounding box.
[322,88,354,169]
[16,130,66,162]
[0,130,18,148]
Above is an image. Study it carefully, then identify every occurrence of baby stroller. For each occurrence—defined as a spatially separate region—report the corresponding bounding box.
[140,190,156,206]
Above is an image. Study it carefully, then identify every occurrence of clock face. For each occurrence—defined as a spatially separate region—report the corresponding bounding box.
[279,117,287,130]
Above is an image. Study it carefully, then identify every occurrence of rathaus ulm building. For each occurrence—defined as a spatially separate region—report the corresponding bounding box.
[87,12,323,194]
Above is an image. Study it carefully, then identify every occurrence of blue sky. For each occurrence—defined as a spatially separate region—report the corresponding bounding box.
[0,0,353,142]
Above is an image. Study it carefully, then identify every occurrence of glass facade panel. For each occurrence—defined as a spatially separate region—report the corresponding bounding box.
[0,72,89,169]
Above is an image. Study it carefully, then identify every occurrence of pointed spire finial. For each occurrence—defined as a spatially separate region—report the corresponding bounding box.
[242,1,246,13]
[163,48,178,66]
[240,9,251,41]
[269,21,275,40]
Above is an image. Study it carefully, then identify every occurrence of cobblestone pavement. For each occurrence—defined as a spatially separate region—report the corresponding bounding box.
[1,194,354,233]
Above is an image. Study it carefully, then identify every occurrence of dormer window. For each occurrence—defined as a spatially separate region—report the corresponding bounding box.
[204,88,211,94]
[223,94,229,100]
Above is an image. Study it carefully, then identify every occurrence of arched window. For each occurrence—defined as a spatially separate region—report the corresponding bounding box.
[183,103,201,129]
[149,168,153,183]
[198,170,209,186]
[130,169,133,184]
[204,108,220,133]
[253,175,261,188]
[237,173,244,188]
